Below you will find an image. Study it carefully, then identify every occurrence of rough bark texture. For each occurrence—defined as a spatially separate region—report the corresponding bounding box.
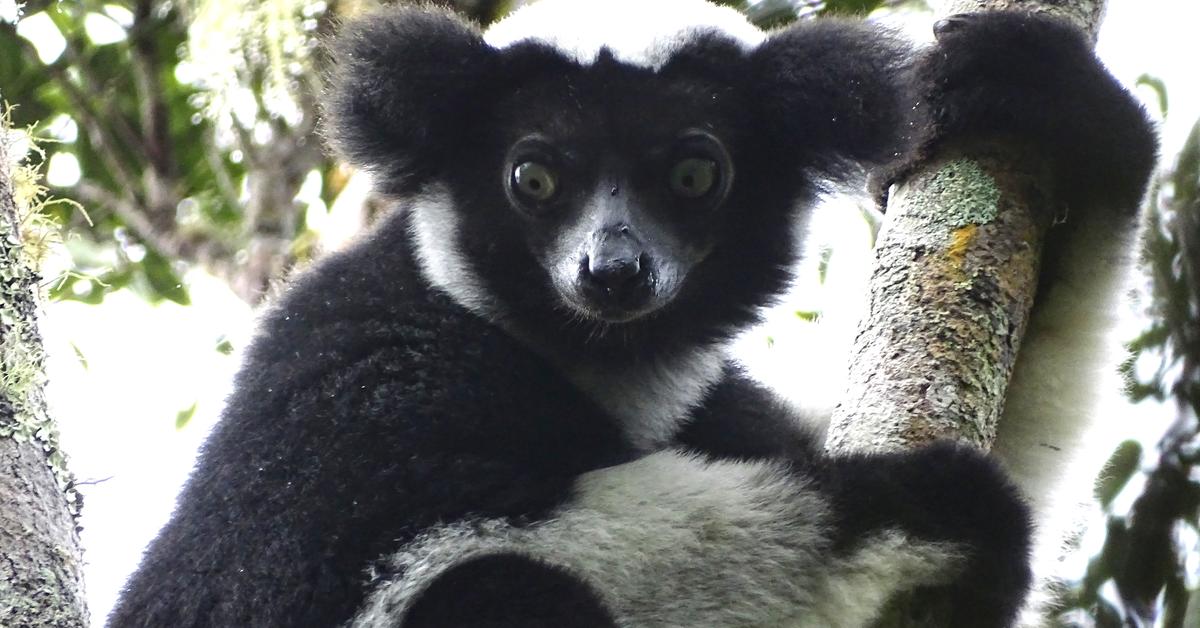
[824,1,1105,456]
[0,116,89,627]
[941,0,1104,41]
[826,144,1054,454]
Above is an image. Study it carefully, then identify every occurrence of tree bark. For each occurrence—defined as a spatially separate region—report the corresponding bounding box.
[0,109,89,627]
[824,1,1107,456]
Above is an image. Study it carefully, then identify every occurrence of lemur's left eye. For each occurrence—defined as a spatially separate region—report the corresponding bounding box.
[669,158,718,198]
[512,162,559,202]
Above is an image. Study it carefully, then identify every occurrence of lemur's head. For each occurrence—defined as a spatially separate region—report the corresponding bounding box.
[328,0,908,356]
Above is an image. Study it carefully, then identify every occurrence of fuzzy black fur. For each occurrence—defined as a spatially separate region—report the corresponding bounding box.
[905,11,1157,214]
[403,554,620,628]
[108,227,636,627]
[99,4,1167,626]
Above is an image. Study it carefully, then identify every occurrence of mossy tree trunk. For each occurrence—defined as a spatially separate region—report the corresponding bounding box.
[823,3,1119,624]
[0,111,89,627]
[824,0,1108,455]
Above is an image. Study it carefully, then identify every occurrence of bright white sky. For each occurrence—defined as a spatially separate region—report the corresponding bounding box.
[20,0,1200,623]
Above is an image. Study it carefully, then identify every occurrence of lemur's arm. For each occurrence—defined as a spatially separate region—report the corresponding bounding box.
[677,371,1032,627]
[910,12,1156,213]
[352,442,1030,628]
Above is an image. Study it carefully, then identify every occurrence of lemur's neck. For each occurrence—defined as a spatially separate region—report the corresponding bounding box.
[563,345,728,451]
[501,315,730,452]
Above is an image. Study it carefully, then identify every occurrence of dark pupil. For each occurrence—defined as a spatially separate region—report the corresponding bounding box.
[672,158,715,198]
[514,162,555,201]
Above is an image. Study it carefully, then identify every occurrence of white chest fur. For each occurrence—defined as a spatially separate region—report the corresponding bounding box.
[566,346,728,451]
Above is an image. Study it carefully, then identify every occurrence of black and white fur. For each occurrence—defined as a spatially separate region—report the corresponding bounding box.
[109,1,1153,626]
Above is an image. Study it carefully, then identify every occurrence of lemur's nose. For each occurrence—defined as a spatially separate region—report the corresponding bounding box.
[588,252,641,288]
[583,224,645,292]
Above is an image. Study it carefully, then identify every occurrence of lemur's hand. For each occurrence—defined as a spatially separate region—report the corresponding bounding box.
[908,11,1157,213]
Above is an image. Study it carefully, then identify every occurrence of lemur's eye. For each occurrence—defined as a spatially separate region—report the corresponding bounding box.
[512,162,559,202]
[669,158,718,198]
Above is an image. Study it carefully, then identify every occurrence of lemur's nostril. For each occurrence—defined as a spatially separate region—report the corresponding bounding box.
[587,255,641,289]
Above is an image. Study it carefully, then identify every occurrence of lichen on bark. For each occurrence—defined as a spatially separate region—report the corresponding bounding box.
[0,106,89,628]
[0,111,77,507]
[826,142,1054,455]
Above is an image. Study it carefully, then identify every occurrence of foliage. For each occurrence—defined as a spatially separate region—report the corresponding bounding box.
[1057,116,1200,627]
[711,0,893,28]
[0,0,333,305]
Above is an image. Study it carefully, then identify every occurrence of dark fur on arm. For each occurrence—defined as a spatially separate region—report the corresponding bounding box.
[680,373,1032,628]
[909,11,1157,212]
[402,554,618,628]
[675,367,824,461]
[817,443,1033,628]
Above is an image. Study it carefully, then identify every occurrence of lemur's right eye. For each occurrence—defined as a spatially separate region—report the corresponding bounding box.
[668,158,718,198]
[512,162,559,202]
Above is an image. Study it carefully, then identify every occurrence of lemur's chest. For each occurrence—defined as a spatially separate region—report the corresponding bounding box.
[566,348,727,451]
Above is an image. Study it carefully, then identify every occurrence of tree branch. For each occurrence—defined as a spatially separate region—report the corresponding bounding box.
[825,2,1108,455]
[73,180,230,265]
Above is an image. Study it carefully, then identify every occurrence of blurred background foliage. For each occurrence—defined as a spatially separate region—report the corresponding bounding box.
[1056,117,1200,627]
[0,0,1196,625]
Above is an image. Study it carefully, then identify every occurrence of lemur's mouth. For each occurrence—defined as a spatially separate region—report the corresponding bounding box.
[562,267,660,323]
[556,257,685,324]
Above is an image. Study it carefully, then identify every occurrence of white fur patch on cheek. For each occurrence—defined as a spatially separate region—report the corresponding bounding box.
[350,451,962,628]
[408,184,500,319]
[483,0,766,71]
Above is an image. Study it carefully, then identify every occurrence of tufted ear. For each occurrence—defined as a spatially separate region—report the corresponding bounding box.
[750,20,915,181]
[325,7,496,193]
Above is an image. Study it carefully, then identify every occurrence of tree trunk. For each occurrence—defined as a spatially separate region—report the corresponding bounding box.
[0,109,89,627]
[820,2,1129,625]
[824,0,1108,455]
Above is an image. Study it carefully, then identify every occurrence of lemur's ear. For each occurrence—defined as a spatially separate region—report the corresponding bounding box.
[326,7,496,192]
[750,20,914,181]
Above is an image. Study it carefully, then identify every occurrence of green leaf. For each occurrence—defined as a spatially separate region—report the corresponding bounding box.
[50,274,107,304]
[1094,440,1142,509]
[175,402,197,430]
[140,250,191,305]
[816,245,834,285]
[215,336,234,355]
[1136,74,1169,117]
[820,0,887,16]
[69,341,88,370]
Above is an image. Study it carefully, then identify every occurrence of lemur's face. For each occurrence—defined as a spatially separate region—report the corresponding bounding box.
[419,50,808,355]
[494,67,739,324]
[393,45,808,355]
